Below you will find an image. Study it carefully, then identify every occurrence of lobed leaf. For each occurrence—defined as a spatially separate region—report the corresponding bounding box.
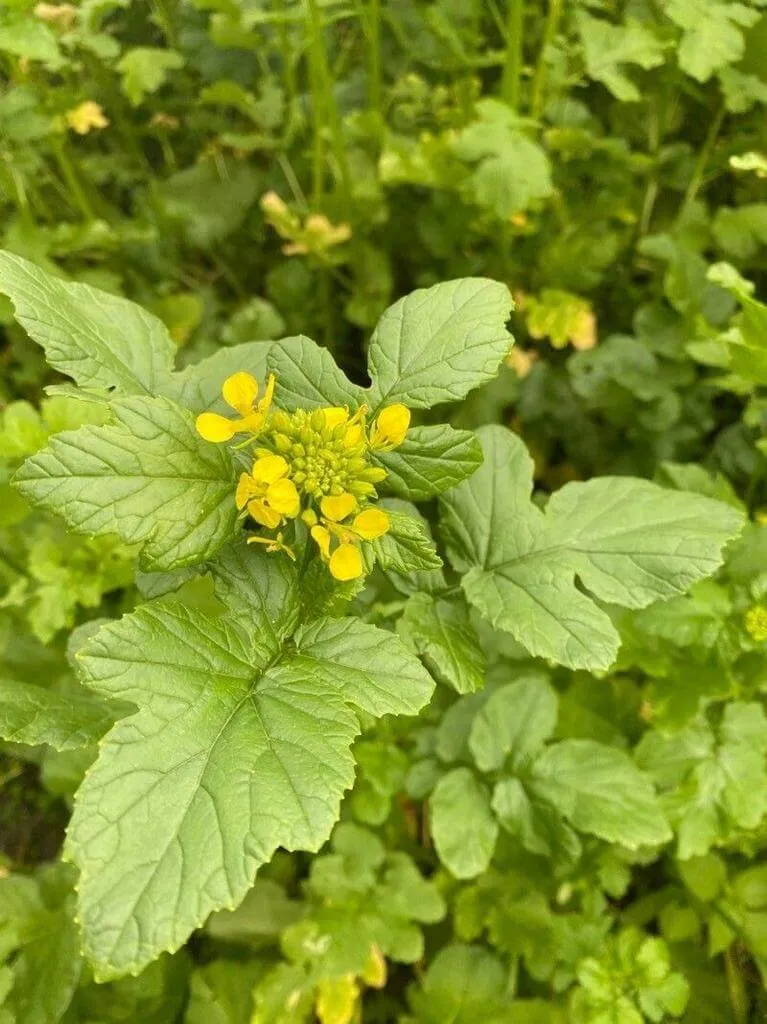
[399,593,485,695]
[441,426,745,670]
[374,425,483,501]
[531,739,671,849]
[367,278,514,410]
[0,677,114,751]
[14,396,238,572]
[0,251,175,395]
[67,550,433,978]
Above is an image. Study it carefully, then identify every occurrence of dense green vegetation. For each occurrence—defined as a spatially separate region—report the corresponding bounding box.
[2,0,767,1020]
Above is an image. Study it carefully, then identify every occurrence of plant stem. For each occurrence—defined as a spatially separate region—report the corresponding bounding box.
[368,0,382,120]
[51,140,96,221]
[353,0,382,120]
[500,0,525,111]
[725,948,750,1024]
[681,103,725,216]
[304,0,352,205]
[305,0,326,206]
[298,534,315,579]
[530,0,563,120]
[151,0,178,48]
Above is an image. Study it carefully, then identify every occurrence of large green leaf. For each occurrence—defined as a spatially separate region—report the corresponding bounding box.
[577,12,665,101]
[491,776,581,863]
[451,99,553,217]
[404,944,522,1024]
[399,593,485,695]
[468,675,557,772]
[367,279,513,410]
[531,739,671,849]
[636,702,767,858]
[14,396,237,571]
[375,425,484,500]
[266,336,365,410]
[441,426,744,670]
[0,677,113,751]
[66,548,433,978]
[161,342,272,414]
[370,501,443,575]
[0,251,175,395]
[666,0,759,82]
[429,767,498,879]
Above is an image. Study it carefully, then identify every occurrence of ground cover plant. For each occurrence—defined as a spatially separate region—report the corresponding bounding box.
[1,0,767,1021]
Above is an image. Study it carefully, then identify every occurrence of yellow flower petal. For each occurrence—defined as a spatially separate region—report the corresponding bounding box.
[235,472,260,510]
[320,492,358,522]
[258,373,276,416]
[267,478,300,517]
[330,543,364,581]
[352,508,390,540]
[343,423,364,448]
[222,371,259,417]
[66,100,109,135]
[237,411,267,435]
[322,407,349,429]
[248,499,282,530]
[370,404,410,450]
[196,412,237,442]
[311,524,331,559]
[252,454,289,484]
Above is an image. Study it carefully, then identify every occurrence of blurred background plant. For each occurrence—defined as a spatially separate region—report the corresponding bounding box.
[2,0,767,1020]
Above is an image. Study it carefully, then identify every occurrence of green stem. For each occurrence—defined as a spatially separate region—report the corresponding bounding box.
[319,267,335,351]
[277,22,300,146]
[0,160,28,215]
[278,153,308,210]
[638,98,662,238]
[505,956,520,998]
[51,140,95,221]
[151,0,178,47]
[681,103,725,216]
[530,0,563,119]
[305,0,325,205]
[353,0,382,121]
[368,0,382,120]
[725,948,750,1024]
[298,534,315,579]
[305,0,352,205]
[500,0,525,111]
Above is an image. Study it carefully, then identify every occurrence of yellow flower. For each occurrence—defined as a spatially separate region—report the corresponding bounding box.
[746,605,767,642]
[196,372,275,443]
[320,492,358,521]
[369,404,410,451]
[310,497,390,580]
[66,101,109,135]
[282,214,353,256]
[35,2,77,27]
[195,370,409,580]
[236,454,299,530]
[330,543,363,582]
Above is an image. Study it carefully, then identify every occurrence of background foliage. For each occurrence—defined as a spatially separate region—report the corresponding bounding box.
[1,0,767,1020]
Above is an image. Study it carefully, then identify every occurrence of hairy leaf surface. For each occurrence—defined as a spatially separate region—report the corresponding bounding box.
[0,251,175,394]
[67,550,433,977]
[441,426,744,670]
[367,279,513,409]
[14,396,237,571]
